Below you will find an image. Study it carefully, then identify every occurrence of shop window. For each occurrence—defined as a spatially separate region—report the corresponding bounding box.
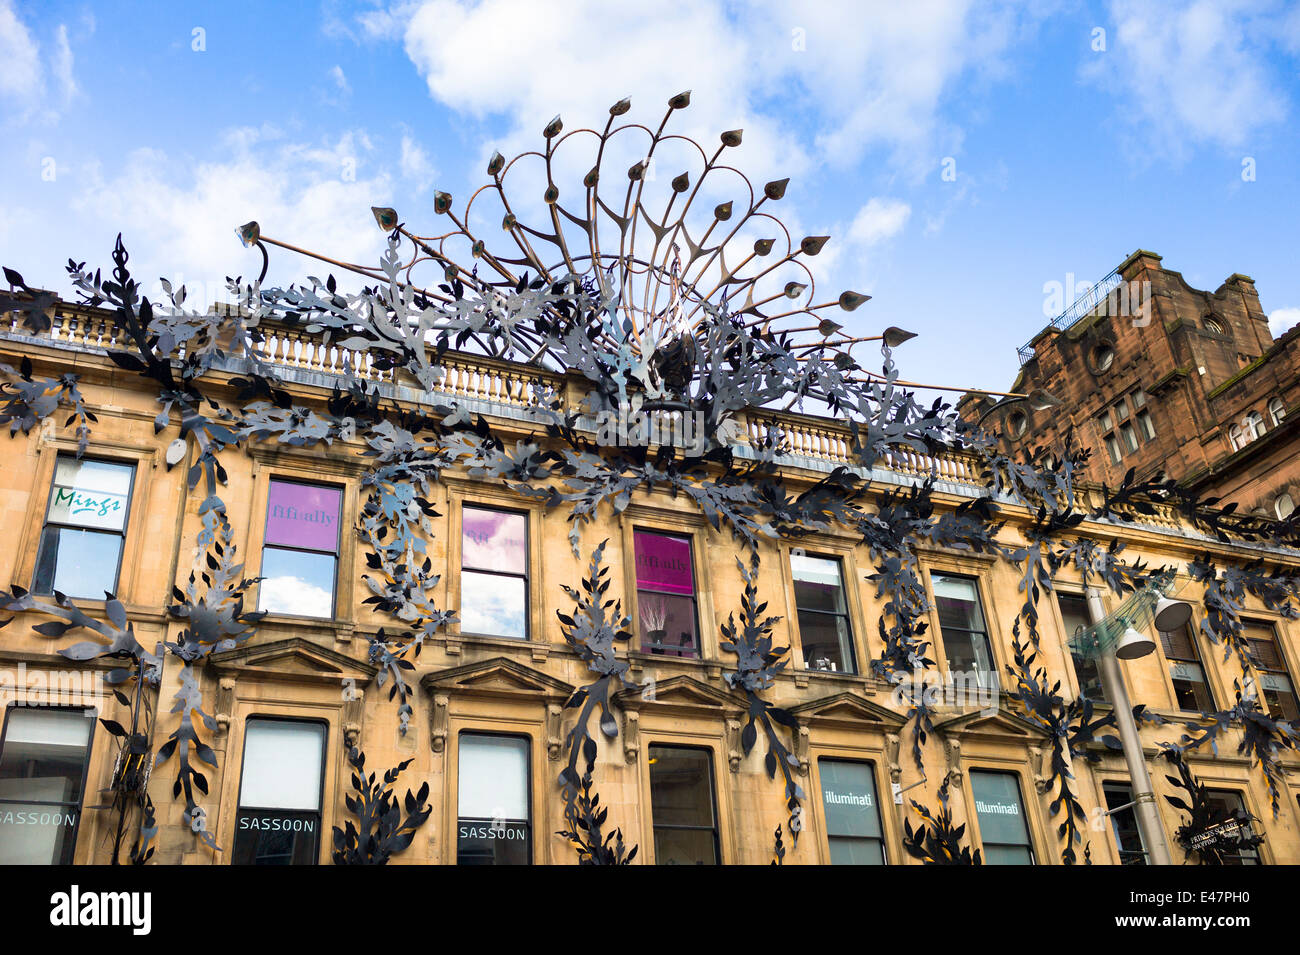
[460,506,529,639]
[232,719,326,865]
[970,770,1034,865]
[634,530,699,658]
[1103,782,1147,865]
[0,707,95,864]
[258,479,343,617]
[932,573,996,691]
[1159,623,1215,712]
[33,456,135,599]
[792,554,856,673]
[648,745,719,865]
[819,759,885,864]
[457,734,530,865]
[1057,591,1107,703]
[1204,790,1260,865]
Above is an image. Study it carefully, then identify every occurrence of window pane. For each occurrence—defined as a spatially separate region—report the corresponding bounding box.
[48,458,131,531]
[1120,423,1138,452]
[649,747,715,829]
[1205,792,1259,864]
[0,709,94,804]
[34,526,124,598]
[460,570,526,639]
[258,547,336,616]
[458,735,529,820]
[932,575,985,632]
[232,808,322,866]
[791,555,847,613]
[462,507,526,574]
[983,844,1034,865]
[458,735,530,866]
[1104,784,1147,865]
[633,531,694,595]
[971,771,1032,862]
[653,826,719,865]
[638,591,698,657]
[0,800,82,864]
[798,611,854,673]
[264,481,342,553]
[828,836,885,865]
[238,721,325,811]
[820,760,882,841]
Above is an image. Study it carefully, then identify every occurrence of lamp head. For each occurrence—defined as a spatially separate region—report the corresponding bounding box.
[1115,625,1156,660]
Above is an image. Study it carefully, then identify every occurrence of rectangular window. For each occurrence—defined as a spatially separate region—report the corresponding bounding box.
[649,745,720,865]
[1104,433,1122,464]
[33,456,135,599]
[460,506,529,639]
[232,719,326,865]
[970,770,1034,865]
[1119,421,1139,453]
[1205,790,1260,865]
[259,479,342,617]
[1243,622,1300,722]
[0,707,95,864]
[634,530,699,658]
[1103,782,1147,865]
[1057,592,1108,703]
[932,574,996,690]
[793,554,856,673]
[1160,624,1215,712]
[457,733,530,865]
[819,759,885,864]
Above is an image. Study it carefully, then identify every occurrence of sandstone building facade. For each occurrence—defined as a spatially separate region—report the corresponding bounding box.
[958,250,1300,521]
[2,295,1299,866]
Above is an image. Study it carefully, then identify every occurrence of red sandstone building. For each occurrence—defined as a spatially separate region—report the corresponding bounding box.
[959,250,1300,520]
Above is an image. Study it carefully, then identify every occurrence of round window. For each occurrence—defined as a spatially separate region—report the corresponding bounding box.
[1092,345,1114,373]
[1204,316,1224,334]
[1277,494,1295,520]
[1008,411,1027,437]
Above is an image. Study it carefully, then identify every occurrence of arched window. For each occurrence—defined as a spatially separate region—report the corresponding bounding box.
[1269,397,1286,427]
[1244,410,1265,441]
[1277,494,1295,520]
[1228,424,1243,452]
[1203,316,1224,334]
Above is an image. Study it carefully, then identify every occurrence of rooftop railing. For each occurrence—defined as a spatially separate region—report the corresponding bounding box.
[1017,266,1124,365]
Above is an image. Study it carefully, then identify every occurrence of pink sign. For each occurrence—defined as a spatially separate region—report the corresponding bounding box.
[633,531,694,594]
[462,507,526,574]
[265,481,342,553]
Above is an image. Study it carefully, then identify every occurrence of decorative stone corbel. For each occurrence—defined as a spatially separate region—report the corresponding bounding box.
[794,724,810,777]
[885,732,902,787]
[621,709,640,764]
[214,677,236,735]
[531,642,550,664]
[943,738,963,789]
[1029,744,1049,795]
[443,636,462,657]
[546,703,563,760]
[430,693,449,753]
[726,718,743,773]
[343,687,364,750]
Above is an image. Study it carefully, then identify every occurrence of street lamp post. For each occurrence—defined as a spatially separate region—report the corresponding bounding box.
[1084,586,1175,865]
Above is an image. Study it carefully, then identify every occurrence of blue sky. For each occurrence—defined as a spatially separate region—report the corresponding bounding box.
[2,0,1298,395]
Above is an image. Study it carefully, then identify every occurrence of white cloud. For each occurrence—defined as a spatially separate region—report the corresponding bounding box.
[1087,0,1293,159]
[399,133,436,194]
[330,64,350,94]
[1269,307,1300,338]
[847,198,911,246]
[394,0,1031,181]
[70,127,394,307]
[0,0,43,108]
[52,23,74,103]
